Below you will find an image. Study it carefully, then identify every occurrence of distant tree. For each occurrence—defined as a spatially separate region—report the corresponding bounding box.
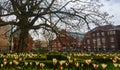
[0,0,112,52]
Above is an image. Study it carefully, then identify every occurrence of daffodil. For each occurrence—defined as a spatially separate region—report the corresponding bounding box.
[1,64,3,67]
[113,63,118,68]
[93,64,99,70]
[85,59,92,65]
[53,58,57,65]
[35,61,39,66]
[75,62,79,68]
[101,64,107,70]
[59,60,66,66]
[40,63,45,69]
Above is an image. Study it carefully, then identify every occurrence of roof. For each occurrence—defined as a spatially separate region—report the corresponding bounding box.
[87,24,120,34]
[51,29,84,43]
[67,32,84,40]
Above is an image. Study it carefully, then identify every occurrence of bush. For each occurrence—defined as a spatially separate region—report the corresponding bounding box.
[25,57,46,61]
[46,54,67,60]
[93,57,112,63]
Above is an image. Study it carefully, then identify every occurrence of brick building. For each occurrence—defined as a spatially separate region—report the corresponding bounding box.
[82,25,120,52]
[0,7,9,52]
[0,24,34,52]
[50,29,84,52]
[0,24,10,52]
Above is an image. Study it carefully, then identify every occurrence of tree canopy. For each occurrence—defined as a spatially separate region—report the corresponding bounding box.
[0,0,112,52]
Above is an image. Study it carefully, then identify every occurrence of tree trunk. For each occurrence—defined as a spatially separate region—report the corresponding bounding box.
[15,29,29,52]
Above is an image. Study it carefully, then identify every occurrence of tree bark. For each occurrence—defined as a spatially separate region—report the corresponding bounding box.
[16,29,29,52]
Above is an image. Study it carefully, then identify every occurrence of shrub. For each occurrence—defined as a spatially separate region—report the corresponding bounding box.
[46,54,67,60]
[93,57,112,63]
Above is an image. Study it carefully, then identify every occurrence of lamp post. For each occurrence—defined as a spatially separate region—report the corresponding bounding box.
[9,25,13,52]
[0,4,2,14]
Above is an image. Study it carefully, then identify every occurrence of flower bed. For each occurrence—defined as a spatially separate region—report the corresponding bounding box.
[0,53,120,70]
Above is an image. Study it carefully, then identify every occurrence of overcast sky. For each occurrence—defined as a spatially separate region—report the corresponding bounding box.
[31,0,120,40]
[101,0,120,25]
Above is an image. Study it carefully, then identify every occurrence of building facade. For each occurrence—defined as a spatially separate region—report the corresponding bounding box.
[0,7,10,52]
[50,29,84,52]
[0,24,10,52]
[82,25,120,52]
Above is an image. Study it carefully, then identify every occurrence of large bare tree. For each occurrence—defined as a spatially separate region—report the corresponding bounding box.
[0,0,112,52]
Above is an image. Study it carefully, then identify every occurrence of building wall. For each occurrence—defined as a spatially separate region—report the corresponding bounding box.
[0,25,9,52]
[82,25,120,52]
[50,30,83,52]
[0,25,9,39]
[116,30,120,49]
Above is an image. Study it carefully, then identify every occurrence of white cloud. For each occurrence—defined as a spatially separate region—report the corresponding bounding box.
[101,0,120,25]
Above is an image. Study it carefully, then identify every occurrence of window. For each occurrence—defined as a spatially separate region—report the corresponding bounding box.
[97,33,99,36]
[101,32,104,36]
[113,31,116,34]
[78,42,80,46]
[97,38,101,46]
[102,38,105,43]
[109,31,116,35]
[94,46,96,50]
[110,31,113,35]
[58,43,61,47]
[111,45,115,51]
[92,33,95,37]
[110,37,114,42]
[94,47,96,51]
[111,45,115,48]
[103,48,106,51]
[88,46,91,51]
[87,39,90,44]
[103,46,106,48]
[93,39,96,44]
[88,46,91,49]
